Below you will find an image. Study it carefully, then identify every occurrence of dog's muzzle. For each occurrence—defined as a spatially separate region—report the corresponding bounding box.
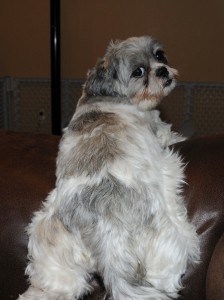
[156,66,173,87]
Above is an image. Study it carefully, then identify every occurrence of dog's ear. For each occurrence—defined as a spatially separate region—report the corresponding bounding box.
[84,43,119,97]
[84,59,118,97]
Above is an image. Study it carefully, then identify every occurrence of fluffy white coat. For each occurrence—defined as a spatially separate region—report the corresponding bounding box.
[18,36,200,300]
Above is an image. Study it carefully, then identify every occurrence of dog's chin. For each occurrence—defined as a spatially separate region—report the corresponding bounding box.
[132,96,161,111]
[131,78,176,111]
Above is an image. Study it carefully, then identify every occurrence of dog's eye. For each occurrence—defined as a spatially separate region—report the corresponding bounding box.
[131,67,146,78]
[154,50,168,64]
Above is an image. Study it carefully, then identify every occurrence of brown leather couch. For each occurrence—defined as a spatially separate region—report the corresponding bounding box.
[0,130,224,300]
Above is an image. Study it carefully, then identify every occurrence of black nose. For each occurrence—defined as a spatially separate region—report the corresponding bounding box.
[156,66,169,78]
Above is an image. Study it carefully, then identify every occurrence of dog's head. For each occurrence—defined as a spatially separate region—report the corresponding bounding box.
[82,36,178,110]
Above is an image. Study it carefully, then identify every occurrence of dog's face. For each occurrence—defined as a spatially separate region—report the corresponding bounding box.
[83,36,178,110]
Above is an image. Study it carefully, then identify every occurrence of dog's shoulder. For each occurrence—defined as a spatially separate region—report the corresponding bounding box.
[68,102,144,135]
[69,106,119,135]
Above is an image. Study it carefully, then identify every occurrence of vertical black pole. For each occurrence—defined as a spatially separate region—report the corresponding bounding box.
[50,0,61,135]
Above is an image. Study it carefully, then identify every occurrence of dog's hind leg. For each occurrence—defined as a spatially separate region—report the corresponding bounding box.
[104,268,171,300]
[97,226,170,300]
[18,207,95,300]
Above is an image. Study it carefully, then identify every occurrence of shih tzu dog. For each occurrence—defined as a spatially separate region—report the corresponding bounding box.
[18,36,200,300]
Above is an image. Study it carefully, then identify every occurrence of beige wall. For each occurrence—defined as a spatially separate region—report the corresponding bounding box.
[1,0,224,82]
[0,0,50,78]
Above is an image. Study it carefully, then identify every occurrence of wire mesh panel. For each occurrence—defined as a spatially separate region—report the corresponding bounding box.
[191,84,224,136]
[1,78,84,134]
[61,79,84,128]
[158,84,187,132]
[0,79,4,128]
[10,79,51,134]
[159,83,224,137]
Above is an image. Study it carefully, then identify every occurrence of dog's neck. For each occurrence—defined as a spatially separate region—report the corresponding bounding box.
[77,94,132,108]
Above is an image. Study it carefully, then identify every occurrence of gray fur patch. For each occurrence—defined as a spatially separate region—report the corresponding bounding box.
[69,110,118,134]
[58,175,152,232]
[66,133,121,176]
[59,110,125,177]
[84,58,119,97]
